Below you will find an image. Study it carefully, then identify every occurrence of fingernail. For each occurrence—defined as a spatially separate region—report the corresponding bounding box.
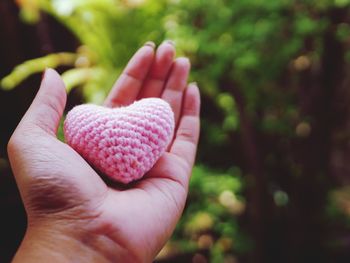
[189,82,198,87]
[144,41,156,49]
[178,57,191,65]
[41,68,47,81]
[163,39,175,46]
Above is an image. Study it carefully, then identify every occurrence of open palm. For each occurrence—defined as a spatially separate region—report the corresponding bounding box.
[7,41,200,263]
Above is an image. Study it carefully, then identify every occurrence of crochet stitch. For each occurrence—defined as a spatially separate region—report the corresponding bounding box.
[64,98,175,184]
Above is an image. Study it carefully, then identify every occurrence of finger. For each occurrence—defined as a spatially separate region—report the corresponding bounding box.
[14,68,67,137]
[161,57,190,126]
[170,83,200,172]
[138,41,176,99]
[104,42,155,107]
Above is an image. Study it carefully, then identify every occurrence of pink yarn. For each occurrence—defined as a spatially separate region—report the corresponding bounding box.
[64,98,175,184]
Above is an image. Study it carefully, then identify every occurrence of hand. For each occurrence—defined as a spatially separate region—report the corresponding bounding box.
[7,41,200,263]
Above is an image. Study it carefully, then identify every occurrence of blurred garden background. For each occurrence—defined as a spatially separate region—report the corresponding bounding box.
[2,0,350,262]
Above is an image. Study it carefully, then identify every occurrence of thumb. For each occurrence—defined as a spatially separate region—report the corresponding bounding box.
[18,68,67,136]
[7,68,68,207]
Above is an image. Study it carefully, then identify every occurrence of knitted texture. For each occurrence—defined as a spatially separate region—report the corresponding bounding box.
[64,98,175,184]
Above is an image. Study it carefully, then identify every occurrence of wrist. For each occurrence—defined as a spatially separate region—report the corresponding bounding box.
[13,220,139,263]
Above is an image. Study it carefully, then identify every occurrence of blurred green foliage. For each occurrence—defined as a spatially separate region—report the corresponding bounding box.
[4,0,350,261]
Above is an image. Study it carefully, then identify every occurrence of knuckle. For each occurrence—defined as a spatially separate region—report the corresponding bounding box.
[177,127,195,142]
[7,126,40,155]
[7,132,21,155]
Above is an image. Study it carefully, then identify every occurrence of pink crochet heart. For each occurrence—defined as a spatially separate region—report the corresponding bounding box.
[64,98,175,184]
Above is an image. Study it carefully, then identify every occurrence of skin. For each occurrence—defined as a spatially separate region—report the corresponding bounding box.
[7,41,200,263]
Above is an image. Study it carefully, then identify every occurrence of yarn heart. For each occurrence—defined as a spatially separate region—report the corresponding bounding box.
[64,98,175,184]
